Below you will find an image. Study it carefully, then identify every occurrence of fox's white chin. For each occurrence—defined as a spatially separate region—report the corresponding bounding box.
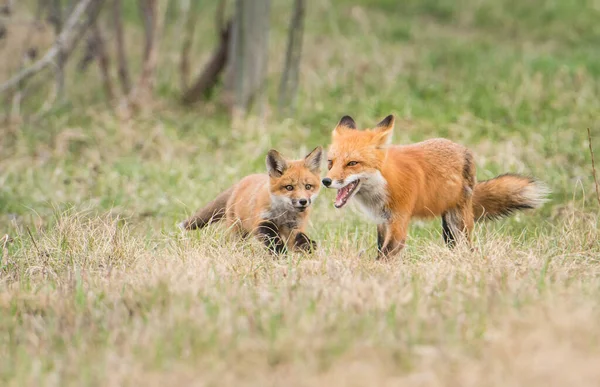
[334,180,361,208]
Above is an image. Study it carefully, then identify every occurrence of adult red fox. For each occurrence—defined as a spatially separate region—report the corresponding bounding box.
[322,115,549,259]
[180,147,323,254]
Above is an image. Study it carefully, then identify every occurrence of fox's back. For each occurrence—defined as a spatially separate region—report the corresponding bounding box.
[385,138,474,217]
[227,174,271,228]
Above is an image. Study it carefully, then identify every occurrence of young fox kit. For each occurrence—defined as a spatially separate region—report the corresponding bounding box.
[322,115,549,259]
[180,147,323,254]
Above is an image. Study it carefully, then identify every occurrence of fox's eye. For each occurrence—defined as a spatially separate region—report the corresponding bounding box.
[347,161,358,166]
[327,160,332,170]
[285,185,294,191]
[305,184,312,190]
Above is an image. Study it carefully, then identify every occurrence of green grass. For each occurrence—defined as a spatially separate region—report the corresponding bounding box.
[1,0,600,385]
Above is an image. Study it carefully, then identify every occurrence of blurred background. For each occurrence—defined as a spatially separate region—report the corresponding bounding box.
[0,0,598,239]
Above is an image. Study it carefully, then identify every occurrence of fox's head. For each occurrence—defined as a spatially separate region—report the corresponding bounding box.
[266,146,323,212]
[322,114,395,208]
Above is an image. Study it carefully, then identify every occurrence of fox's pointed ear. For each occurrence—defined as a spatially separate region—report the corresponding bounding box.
[266,149,288,178]
[304,146,323,173]
[373,114,395,147]
[333,115,357,136]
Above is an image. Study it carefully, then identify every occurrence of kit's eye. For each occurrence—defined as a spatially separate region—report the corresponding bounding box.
[285,185,294,191]
[347,161,358,166]
[327,160,333,170]
[305,184,312,190]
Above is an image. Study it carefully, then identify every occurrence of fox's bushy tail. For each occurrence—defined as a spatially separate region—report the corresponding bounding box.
[179,187,234,230]
[473,174,549,222]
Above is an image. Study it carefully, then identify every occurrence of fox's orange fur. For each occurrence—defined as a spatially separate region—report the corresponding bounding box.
[323,115,549,259]
[180,147,323,254]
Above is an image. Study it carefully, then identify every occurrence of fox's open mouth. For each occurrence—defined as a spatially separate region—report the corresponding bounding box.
[295,206,307,212]
[335,180,360,208]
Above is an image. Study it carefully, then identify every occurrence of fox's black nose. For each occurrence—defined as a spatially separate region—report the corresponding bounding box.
[322,178,332,187]
[299,199,308,206]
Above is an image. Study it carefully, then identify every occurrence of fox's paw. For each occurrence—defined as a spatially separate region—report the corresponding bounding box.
[294,232,317,254]
[256,221,287,256]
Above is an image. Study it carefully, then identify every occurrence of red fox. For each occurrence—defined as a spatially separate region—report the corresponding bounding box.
[180,147,323,254]
[322,115,549,259]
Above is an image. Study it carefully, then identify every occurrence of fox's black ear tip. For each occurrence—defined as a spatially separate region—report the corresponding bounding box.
[377,114,395,128]
[338,115,357,129]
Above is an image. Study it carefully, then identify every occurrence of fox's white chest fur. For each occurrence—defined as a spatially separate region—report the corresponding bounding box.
[262,195,301,229]
[354,171,391,224]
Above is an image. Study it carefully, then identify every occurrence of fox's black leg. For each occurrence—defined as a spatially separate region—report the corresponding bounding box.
[293,232,317,253]
[256,221,286,255]
[376,219,407,260]
[442,213,457,248]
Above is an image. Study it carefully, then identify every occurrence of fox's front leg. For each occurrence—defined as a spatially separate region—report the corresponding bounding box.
[291,230,317,253]
[255,220,287,255]
[377,217,408,260]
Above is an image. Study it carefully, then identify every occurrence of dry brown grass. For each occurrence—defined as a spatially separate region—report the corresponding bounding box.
[0,207,598,386]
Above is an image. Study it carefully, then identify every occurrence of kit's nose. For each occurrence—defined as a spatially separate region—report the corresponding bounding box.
[322,178,332,187]
[299,199,308,206]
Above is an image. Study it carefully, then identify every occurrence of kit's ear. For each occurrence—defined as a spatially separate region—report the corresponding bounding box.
[304,146,323,174]
[266,149,288,177]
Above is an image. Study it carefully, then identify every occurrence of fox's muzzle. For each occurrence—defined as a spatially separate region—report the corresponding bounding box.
[292,197,311,210]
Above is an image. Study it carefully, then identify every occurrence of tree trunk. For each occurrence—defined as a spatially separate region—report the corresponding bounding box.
[128,0,168,107]
[91,22,114,100]
[50,0,66,100]
[113,0,131,94]
[278,0,305,116]
[225,0,270,119]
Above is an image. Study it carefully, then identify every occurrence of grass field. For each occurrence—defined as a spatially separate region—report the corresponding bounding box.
[1,0,600,385]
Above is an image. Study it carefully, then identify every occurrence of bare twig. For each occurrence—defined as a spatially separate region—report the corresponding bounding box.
[588,128,600,207]
[0,0,106,95]
[181,20,232,105]
[113,0,130,94]
[26,227,42,257]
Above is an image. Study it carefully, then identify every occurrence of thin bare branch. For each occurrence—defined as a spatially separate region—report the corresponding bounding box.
[181,20,232,105]
[112,0,130,94]
[0,0,106,95]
